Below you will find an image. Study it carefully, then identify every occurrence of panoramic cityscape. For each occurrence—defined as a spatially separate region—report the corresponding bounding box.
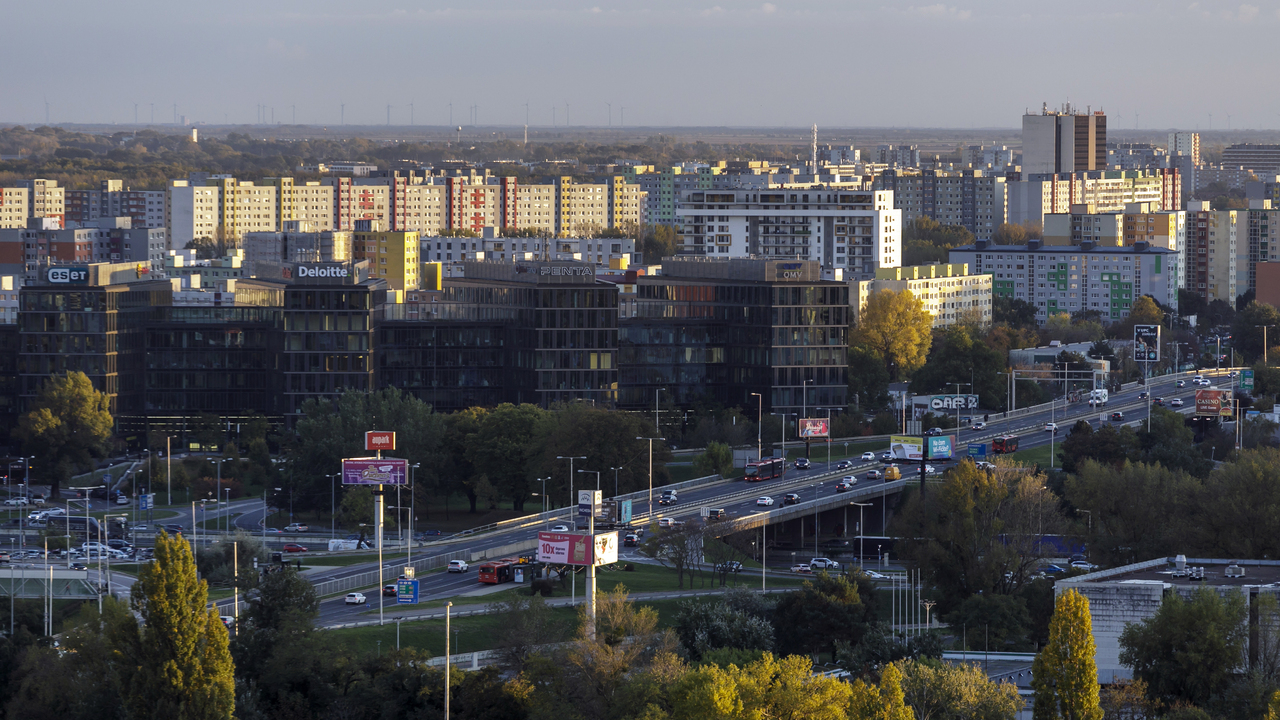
[6,3,1280,720]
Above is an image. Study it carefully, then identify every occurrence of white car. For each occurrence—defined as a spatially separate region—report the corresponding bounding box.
[971,421,987,430]
[810,557,840,570]
[81,542,110,553]
[755,496,774,507]
[1044,422,1058,432]
[3,498,28,507]
[344,592,367,605]
[448,560,469,573]
[860,451,876,461]
[550,524,570,532]
[1170,398,1184,407]
[657,518,678,528]
[861,570,888,580]
[924,465,938,475]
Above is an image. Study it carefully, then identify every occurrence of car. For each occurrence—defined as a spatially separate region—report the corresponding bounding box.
[865,469,882,480]
[924,465,938,475]
[658,495,677,506]
[71,562,87,571]
[1138,391,1149,399]
[794,458,810,470]
[971,421,987,430]
[715,561,743,573]
[860,569,888,580]
[782,493,801,505]
[884,465,902,480]
[263,527,284,534]
[550,524,571,532]
[624,533,639,547]
[836,460,854,470]
[925,427,943,436]
[107,539,131,550]
[415,529,443,539]
[880,451,893,462]
[82,542,110,553]
[383,584,398,597]
[810,557,840,570]
[1044,422,1058,432]
[975,460,997,471]
[1229,371,1239,378]
[1110,411,1125,422]
[1171,398,1184,407]
[107,549,129,559]
[1176,380,1186,388]
[1042,564,1066,574]
[657,518,676,528]
[860,452,876,461]
[159,523,184,534]
[447,560,469,573]
[284,523,309,533]
[1070,560,1098,571]
[3,497,28,507]
[1154,397,1165,406]
[115,494,130,505]
[789,563,813,573]
[1194,374,1204,382]
[282,543,307,553]
[755,496,774,507]
[835,481,854,492]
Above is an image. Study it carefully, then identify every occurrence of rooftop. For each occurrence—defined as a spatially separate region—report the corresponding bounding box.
[1062,557,1280,590]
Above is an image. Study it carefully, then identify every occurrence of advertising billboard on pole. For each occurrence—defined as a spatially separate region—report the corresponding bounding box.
[365,431,396,452]
[537,531,619,566]
[890,435,924,461]
[1195,388,1232,417]
[798,418,830,438]
[1133,325,1161,362]
[926,436,954,460]
[341,457,408,485]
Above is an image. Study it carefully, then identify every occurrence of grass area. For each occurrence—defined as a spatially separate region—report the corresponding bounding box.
[1009,443,1055,469]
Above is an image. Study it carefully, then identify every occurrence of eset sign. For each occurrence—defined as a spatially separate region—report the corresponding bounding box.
[365,431,396,451]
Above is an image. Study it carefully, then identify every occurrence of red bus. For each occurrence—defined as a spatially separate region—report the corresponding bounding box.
[992,436,1019,454]
[745,457,786,482]
[477,560,515,584]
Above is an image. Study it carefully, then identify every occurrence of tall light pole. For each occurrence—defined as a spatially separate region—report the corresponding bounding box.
[1257,325,1276,365]
[445,601,453,720]
[802,379,813,458]
[214,457,223,535]
[953,382,972,431]
[636,437,664,520]
[853,502,872,567]
[749,392,762,462]
[609,466,622,498]
[409,463,419,567]
[556,456,586,525]
[166,435,172,506]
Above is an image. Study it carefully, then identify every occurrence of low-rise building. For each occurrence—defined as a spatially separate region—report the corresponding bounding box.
[854,263,991,328]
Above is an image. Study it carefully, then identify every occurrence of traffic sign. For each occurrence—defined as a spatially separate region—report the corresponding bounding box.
[396,579,419,604]
[139,493,154,511]
[1242,369,1255,392]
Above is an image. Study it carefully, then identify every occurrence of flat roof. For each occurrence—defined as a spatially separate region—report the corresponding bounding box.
[1065,557,1280,589]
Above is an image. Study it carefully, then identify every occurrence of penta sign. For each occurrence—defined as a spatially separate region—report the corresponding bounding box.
[297,264,349,279]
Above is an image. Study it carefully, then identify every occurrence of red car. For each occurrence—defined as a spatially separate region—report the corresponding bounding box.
[282,543,308,553]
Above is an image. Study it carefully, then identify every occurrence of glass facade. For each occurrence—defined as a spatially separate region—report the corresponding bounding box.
[280,285,379,418]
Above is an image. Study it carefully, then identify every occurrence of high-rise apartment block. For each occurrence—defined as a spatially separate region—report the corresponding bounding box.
[1022,105,1107,176]
[353,221,419,291]
[0,188,29,229]
[1238,200,1280,295]
[676,187,900,277]
[1168,132,1201,166]
[1185,200,1239,302]
[1007,170,1180,227]
[873,169,1006,241]
[66,180,166,230]
[854,263,992,328]
[1222,145,1280,176]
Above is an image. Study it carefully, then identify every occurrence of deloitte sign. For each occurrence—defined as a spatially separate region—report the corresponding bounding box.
[297,264,349,279]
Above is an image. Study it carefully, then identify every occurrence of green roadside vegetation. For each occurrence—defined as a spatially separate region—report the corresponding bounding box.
[1009,443,1054,469]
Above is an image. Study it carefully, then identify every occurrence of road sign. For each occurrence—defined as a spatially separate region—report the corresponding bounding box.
[578,489,601,518]
[341,457,408,485]
[139,493,154,511]
[396,578,419,604]
[968,443,987,458]
[365,431,396,452]
[1133,325,1161,362]
[1242,369,1255,392]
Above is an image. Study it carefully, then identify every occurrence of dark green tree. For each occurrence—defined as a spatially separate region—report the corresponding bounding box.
[13,370,113,498]
[993,296,1040,328]
[773,572,876,657]
[1234,302,1280,364]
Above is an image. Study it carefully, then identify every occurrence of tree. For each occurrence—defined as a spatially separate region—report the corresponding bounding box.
[899,659,1023,720]
[13,371,113,499]
[853,289,934,379]
[487,594,563,674]
[671,652,853,720]
[993,296,1039,328]
[1057,421,1139,474]
[1197,448,1280,559]
[1179,289,1207,319]
[910,325,1008,410]
[672,588,774,660]
[640,523,705,589]
[1032,589,1102,720]
[117,531,235,720]
[641,225,680,264]
[1119,586,1248,708]
[773,572,876,657]
[944,595,1032,652]
[849,346,892,409]
[693,441,734,478]
[1064,460,1201,567]
[1042,313,1104,345]
[466,403,548,511]
[992,223,1028,245]
[1234,302,1280,364]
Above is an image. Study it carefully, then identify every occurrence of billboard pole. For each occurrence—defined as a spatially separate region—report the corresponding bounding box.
[587,497,596,641]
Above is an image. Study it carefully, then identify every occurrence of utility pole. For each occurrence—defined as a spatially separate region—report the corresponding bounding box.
[636,437,664,520]
[1257,325,1276,365]
[556,456,586,524]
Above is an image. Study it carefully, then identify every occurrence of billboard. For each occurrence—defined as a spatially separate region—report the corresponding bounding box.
[1133,325,1161,362]
[927,436,954,460]
[890,435,924,461]
[578,489,601,518]
[798,418,830,438]
[1195,389,1233,418]
[341,457,408,485]
[537,531,619,566]
[365,431,396,451]
[911,394,979,420]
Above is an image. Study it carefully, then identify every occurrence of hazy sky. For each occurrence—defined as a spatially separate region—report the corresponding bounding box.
[7,0,1280,130]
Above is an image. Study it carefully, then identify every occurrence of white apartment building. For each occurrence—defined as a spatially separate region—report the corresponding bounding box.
[949,240,1178,324]
[1168,132,1201,165]
[676,187,900,279]
[0,187,29,229]
[1007,170,1180,227]
[854,263,992,328]
[874,169,1007,241]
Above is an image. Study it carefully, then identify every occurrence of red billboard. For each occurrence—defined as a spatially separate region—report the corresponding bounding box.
[1195,389,1232,418]
[365,431,396,451]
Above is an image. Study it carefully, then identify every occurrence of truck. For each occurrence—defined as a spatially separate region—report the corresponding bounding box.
[1088,389,1109,406]
[700,508,727,521]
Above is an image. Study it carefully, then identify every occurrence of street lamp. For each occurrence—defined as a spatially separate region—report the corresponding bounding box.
[749,392,763,462]
[635,438,664,521]
[802,379,813,458]
[852,501,872,567]
[556,456,587,523]
[608,466,622,498]
[1257,325,1276,365]
[409,463,419,567]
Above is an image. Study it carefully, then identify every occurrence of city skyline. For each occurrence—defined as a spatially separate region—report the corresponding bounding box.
[6,0,1280,129]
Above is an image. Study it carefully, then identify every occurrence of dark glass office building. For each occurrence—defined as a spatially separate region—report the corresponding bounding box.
[618,258,848,416]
